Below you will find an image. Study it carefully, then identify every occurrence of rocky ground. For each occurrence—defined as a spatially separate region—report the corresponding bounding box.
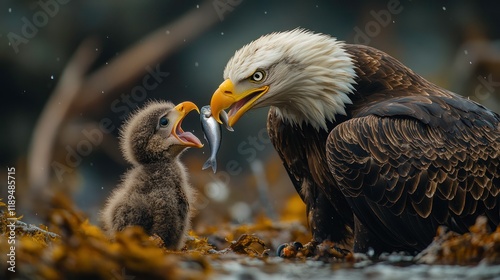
[1,194,500,280]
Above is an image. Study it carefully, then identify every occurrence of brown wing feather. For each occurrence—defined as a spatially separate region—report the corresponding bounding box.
[267,107,354,245]
[326,96,500,250]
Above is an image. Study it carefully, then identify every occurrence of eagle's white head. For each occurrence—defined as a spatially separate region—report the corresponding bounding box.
[210,29,357,131]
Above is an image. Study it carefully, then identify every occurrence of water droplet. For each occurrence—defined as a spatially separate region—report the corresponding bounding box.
[101,90,104,94]
[464,50,468,55]
[392,20,395,23]
[105,62,109,65]
[106,35,110,39]
[196,4,199,8]
[316,5,319,8]
[264,11,267,14]
[95,48,99,52]
[50,75,54,80]
[166,30,170,35]
[469,61,472,64]
[221,32,224,35]
[8,8,12,13]
[101,187,104,190]
[195,62,199,67]
[442,6,446,11]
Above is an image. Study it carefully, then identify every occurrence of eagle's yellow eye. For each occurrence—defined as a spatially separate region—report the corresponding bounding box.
[250,70,265,82]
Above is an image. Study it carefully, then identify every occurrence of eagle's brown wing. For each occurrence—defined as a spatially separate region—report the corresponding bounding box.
[267,107,354,245]
[326,94,500,252]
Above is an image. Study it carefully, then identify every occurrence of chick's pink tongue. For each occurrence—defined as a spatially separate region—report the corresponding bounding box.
[178,131,202,146]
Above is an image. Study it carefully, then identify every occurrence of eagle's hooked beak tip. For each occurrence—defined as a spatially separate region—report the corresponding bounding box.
[210,79,235,124]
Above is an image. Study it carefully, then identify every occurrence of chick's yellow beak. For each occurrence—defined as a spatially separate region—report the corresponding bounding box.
[210,79,269,126]
[174,101,200,115]
[172,101,203,148]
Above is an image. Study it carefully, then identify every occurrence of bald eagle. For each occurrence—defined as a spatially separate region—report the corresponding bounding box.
[209,29,500,254]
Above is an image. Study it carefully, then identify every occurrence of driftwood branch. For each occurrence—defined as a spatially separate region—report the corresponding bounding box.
[27,1,221,193]
[27,38,99,191]
[15,220,60,240]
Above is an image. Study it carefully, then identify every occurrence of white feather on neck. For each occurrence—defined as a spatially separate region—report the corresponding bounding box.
[225,29,357,131]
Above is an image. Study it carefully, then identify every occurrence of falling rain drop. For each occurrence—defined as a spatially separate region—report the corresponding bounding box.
[442,6,446,11]
[196,4,199,8]
[264,11,267,14]
[221,32,224,35]
[166,30,170,35]
[195,62,199,67]
[8,8,12,13]
[50,75,54,80]
[464,50,468,55]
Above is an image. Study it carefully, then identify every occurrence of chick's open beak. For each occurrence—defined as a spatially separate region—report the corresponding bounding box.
[172,101,203,148]
[210,79,269,126]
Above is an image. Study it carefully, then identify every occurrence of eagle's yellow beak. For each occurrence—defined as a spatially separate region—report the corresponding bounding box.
[210,79,269,126]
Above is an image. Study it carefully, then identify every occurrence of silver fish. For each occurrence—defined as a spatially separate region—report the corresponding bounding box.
[200,105,233,173]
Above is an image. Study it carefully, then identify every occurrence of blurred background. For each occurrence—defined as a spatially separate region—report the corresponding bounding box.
[1,0,499,230]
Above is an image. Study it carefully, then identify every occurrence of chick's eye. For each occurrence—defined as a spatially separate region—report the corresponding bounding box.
[159,116,169,127]
[251,70,265,82]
